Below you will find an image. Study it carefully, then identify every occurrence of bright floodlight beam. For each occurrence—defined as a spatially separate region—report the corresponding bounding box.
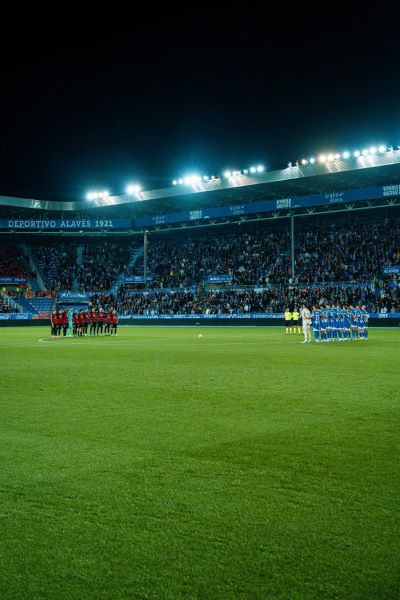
[86,191,102,200]
[126,184,141,195]
[256,165,264,173]
[378,145,386,152]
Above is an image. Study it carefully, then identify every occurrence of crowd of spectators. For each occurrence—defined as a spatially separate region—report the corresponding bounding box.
[77,241,134,292]
[125,219,399,288]
[0,296,16,312]
[1,218,397,313]
[30,240,135,292]
[32,243,76,291]
[126,232,291,287]
[294,221,400,283]
[0,245,31,279]
[89,281,399,316]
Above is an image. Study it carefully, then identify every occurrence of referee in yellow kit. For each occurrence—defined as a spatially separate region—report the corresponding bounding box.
[284,307,292,334]
[292,306,301,334]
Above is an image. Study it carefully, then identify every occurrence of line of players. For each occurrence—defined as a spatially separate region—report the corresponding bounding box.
[51,308,118,337]
[311,304,369,342]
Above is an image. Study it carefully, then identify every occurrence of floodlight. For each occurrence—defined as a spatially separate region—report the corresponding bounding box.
[126,184,141,195]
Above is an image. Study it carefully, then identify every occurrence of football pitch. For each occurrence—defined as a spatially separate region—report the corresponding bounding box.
[1,326,399,599]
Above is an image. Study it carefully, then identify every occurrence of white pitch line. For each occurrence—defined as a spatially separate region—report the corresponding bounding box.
[37,337,306,348]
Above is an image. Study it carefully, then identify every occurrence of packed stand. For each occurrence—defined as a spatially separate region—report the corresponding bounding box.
[0,245,30,278]
[77,241,134,292]
[126,232,291,287]
[125,219,399,288]
[91,282,399,316]
[295,220,400,284]
[32,242,76,291]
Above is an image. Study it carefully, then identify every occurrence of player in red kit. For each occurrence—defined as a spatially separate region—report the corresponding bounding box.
[104,311,111,335]
[111,310,118,335]
[51,309,57,338]
[97,308,104,335]
[78,310,84,336]
[90,309,97,335]
[72,310,79,336]
[62,310,68,336]
[55,311,62,336]
[83,309,89,336]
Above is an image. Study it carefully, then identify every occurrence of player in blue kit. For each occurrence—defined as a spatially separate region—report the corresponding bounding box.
[311,305,320,342]
[324,305,330,341]
[319,306,326,342]
[361,305,369,340]
[349,305,358,340]
[334,305,342,341]
[343,306,351,340]
[327,304,335,341]
[355,305,362,340]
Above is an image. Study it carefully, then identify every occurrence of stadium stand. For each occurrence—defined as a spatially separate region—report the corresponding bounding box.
[0,244,30,279]
[77,240,135,292]
[0,153,399,319]
[0,216,398,315]
[30,242,76,292]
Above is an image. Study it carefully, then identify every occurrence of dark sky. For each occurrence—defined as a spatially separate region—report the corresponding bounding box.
[1,10,400,201]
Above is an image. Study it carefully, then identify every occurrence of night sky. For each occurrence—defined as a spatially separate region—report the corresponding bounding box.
[1,11,400,202]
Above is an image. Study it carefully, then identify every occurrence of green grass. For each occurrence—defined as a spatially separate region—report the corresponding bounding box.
[0,326,399,599]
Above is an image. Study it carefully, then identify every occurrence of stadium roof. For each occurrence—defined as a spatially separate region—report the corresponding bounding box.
[1,150,400,220]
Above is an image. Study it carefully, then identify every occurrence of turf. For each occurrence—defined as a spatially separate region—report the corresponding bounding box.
[0,326,399,599]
